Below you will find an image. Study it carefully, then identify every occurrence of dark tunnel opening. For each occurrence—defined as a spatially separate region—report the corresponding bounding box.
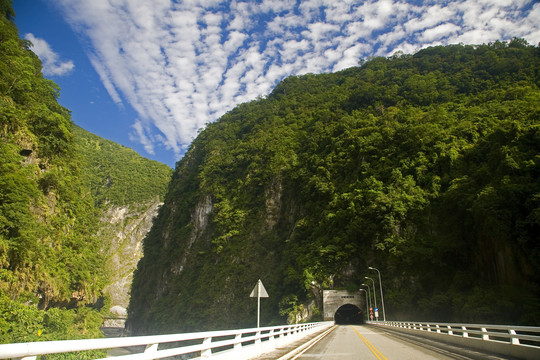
[334,304,364,325]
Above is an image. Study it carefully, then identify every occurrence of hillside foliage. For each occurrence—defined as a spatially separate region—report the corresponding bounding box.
[73,125,172,208]
[0,0,171,348]
[0,0,107,344]
[129,39,540,334]
[74,124,172,311]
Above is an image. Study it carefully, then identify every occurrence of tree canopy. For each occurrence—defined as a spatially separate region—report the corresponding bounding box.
[129,39,540,334]
[0,0,171,347]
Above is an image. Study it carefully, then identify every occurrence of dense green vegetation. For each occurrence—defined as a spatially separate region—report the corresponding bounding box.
[129,39,540,334]
[0,0,107,344]
[73,125,172,207]
[0,0,171,348]
[74,125,172,312]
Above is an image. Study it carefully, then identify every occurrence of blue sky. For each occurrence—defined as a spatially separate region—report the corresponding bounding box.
[13,0,540,168]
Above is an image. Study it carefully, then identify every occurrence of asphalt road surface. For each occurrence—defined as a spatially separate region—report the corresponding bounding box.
[294,325,468,360]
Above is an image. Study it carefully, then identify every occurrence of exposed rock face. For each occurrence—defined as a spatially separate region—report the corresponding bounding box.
[102,198,162,310]
[72,125,172,319]
[171,195,213,276]
[265,178,282,229]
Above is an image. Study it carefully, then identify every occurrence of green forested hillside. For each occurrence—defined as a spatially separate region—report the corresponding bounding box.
[0,0,171,347]
[73,125,172,208]
[0,1,106,344]
[129,39,540,334]
[74,125,172,311]
[73,125,172,207]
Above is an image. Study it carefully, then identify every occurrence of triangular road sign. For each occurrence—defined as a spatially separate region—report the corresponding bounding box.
[250,279,269,298]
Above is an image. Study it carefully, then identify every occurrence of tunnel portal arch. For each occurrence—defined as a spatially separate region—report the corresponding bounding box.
[323,290,364,324]
[334,304,363,324]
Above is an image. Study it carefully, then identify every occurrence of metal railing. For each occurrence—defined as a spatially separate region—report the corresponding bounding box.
[369,321,540,360]
[0,322,333,360]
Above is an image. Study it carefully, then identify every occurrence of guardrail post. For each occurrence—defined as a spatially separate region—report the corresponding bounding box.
[255,329,262,355]
[436,325,441,333]
[255,330,262,345]
[268,328,276,350]
[462,326,468,338]
[481,327,489,340]
[145,343,158,353]
[509,329,520,345]
[201,337,212,358]
[144,343,158,360]
[447,325,453,335]
[234,333,242,351]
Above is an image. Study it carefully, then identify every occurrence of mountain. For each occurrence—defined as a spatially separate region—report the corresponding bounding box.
[0,1,105,343]
[0,1,171,346]
[73,125,172,314]
[128,39,540,334]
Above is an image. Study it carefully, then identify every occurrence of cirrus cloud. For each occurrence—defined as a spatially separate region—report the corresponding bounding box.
[51,0,540,158]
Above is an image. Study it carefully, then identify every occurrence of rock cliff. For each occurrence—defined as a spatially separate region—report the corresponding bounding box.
[73,126,172,317]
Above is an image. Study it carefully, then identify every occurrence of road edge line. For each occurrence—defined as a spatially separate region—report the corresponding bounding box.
[276,325,337,360]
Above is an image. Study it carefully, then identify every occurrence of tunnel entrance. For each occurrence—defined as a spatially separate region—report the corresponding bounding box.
[334,304,364,325]
[323,290,363,321]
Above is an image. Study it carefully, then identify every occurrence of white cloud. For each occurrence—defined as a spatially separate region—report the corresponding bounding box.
[88,54,123,105]
[24,33,74,76]
[420,23,461,43]
[131,120,155,154]
[53,0,540,160]
[404,5,454,33]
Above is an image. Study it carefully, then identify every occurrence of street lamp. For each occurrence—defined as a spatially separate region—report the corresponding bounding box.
[361,283,372,321]
[365,277,378,320]
[359,289,369,321]
[369,266,386,321]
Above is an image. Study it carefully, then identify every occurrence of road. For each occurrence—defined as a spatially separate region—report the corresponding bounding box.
[293,325,467,360]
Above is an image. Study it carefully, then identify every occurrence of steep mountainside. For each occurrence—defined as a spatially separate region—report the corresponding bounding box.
[129,40,540,334]
[0,1,171,346]
[0,2,105,343]
[73,126,172,312]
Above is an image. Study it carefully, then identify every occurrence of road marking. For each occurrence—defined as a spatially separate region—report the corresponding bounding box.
[277,325,337,360]
[352,326,388,360]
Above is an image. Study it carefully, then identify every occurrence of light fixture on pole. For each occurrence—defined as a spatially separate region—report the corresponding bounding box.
[359,289,369,321]
[365,277,378,320]
[361,283,371,309]
[361,283,372,321]
[368,266,386,321]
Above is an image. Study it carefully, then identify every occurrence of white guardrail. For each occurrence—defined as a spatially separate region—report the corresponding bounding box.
[368,321,540,360]
[0,321,334,360]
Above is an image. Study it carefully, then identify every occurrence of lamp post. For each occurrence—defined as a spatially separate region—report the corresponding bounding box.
[368,266,386,321]
[365,277,378,320]
[359,289,369,322]
[361,283,372,321]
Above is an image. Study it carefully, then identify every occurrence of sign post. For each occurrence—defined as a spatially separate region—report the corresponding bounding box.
[250,279,269,328]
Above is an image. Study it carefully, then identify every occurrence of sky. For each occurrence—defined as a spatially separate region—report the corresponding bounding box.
[13,0,540,168]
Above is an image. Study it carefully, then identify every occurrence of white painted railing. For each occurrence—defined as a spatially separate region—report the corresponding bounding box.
[369,321,540,360]
[0,321,333,360]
